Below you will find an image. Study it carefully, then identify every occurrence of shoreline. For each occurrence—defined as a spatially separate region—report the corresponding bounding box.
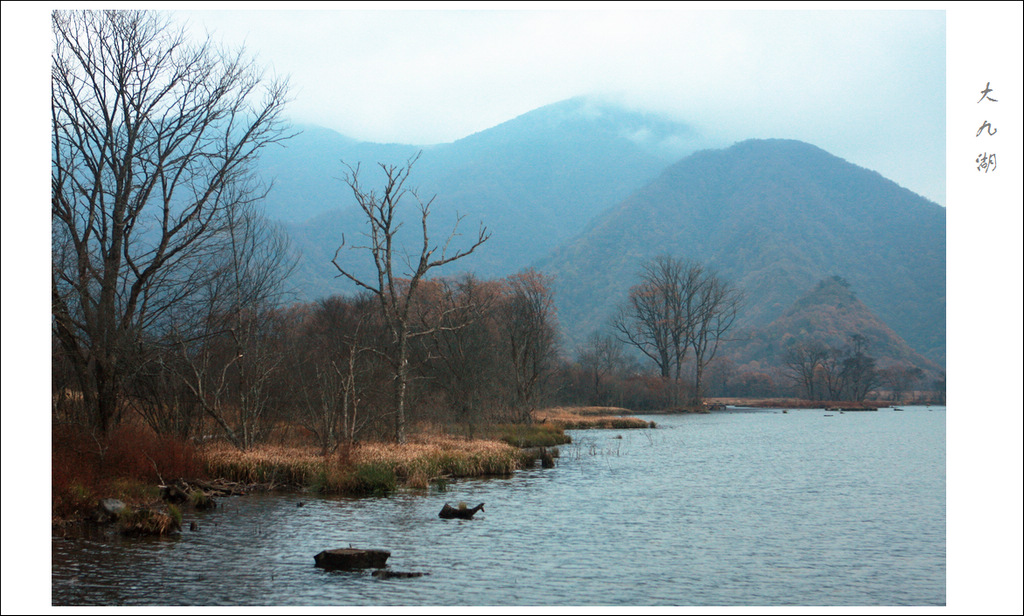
[703,397,938,410]
[52,407,654,536]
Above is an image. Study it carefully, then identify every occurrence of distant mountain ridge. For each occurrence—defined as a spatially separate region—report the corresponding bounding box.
[254,102,944,368]
[257,97,714,300]
[539,139,946,366]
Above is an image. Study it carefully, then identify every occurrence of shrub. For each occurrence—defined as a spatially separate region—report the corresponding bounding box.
[189,490,215,510]
[167,504,182,527]
[52,424,201,520]
[118,507,181,536]
[339,463,397,496]
[488,423,571,448]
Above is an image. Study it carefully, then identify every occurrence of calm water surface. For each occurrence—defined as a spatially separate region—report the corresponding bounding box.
[52,406,946,606]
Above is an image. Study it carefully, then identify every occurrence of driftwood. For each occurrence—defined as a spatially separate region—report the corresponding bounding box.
[315,548,390,570]
[182,478,251,496]
[159,480,216,510]
[439,502,484,519]
[160,484,189,504]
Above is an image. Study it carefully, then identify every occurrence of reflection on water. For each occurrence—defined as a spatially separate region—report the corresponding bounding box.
[52,406,945,606]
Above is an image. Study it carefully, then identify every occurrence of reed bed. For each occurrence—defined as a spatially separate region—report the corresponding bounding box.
[546,406,636,416]
[199,436,529,495]
[350,437,526,490]
[534,407,654,430]
[202,444,324,486]
[485,422,572,448]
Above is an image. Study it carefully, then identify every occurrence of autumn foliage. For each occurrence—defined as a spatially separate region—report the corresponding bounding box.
[52,424,204,519]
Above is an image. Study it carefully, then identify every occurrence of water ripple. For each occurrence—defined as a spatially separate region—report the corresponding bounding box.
[53,406,945,606]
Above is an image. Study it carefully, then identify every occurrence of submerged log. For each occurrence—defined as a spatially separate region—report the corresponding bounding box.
[439,502,484,519]
[373,570,428,579]
[314,548,390,570]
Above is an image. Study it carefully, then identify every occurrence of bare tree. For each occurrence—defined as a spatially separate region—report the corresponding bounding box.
[123,345,203,439]
[808,335,878,402]
[51,10,292,433]
[500,269,559,423]
[782,339,830,400]
[285,296,380,452]
[879,364,924,403]
[689,270,742,405]
[817,346,848,401]
[841,334,878,402]
[332,153,490,443]
[613,255,740,408]
[612,256,694,385]
[170,206,296,449]
[577,331,627,406]
[419,275,504,435]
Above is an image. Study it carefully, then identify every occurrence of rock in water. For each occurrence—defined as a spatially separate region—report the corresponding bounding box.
[438,502,485,519]
[314,548,390,570]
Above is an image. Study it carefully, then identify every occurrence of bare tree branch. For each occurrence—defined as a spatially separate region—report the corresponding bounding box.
[330,152,490,443]
[51,10,294,433]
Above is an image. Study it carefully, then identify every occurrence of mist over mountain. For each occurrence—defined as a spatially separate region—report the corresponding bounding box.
[255,100,944,369]
[258,97,712,299]
[539,139,946,366]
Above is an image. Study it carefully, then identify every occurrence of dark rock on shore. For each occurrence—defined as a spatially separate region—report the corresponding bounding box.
[95,498,126,523]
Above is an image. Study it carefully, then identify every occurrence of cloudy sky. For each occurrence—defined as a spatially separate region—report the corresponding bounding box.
[178,7,948,204]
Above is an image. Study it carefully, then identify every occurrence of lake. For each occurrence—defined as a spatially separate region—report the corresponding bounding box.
[51,406,946,606]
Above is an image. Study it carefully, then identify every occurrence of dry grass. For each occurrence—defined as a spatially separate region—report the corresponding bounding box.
[202,443,324,486]
[355,437,526,489]
[118,506,181,536]
[199,436,528,494]
[534,407,653,430]
[481,422,572,448]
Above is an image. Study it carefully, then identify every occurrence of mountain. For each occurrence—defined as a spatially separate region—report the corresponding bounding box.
[725,276,942,377]
[257,98,713,299]
[539,139,946,366]
[258,126,421,224]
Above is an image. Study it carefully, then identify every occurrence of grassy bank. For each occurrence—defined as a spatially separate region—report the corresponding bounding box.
[202,436,535,496]
[534,406,655,429]
[481,421,573,447]
[52,414,583,528]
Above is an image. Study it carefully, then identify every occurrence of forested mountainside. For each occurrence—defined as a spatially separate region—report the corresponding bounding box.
[723,276,942,377]
[539,139,945,366]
